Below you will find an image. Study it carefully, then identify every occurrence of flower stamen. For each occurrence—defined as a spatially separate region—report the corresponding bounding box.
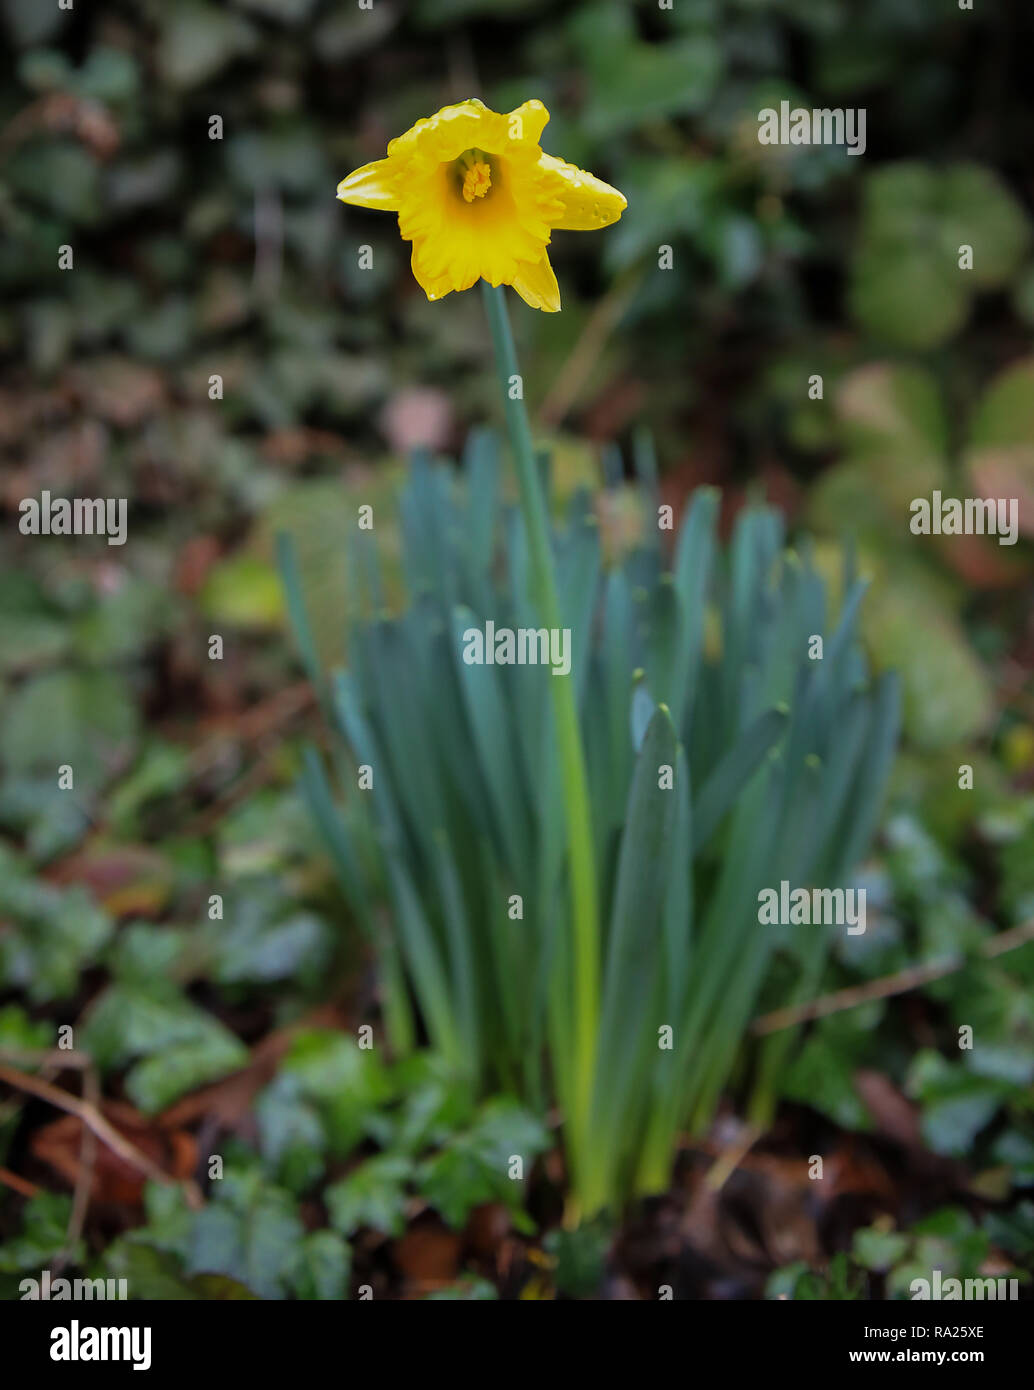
[461,158,492,203]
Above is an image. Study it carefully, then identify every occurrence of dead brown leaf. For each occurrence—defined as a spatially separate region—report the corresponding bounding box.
[31,1099,196,1207]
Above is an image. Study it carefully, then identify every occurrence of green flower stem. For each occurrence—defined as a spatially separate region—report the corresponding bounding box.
[480,281,600,1204]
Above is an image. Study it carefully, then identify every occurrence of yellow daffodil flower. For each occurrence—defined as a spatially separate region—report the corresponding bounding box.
[336,98,627,312]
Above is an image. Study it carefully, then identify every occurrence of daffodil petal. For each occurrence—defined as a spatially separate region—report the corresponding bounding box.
[537,153,626,231]
[391,99,509,163]
[410,239,478,303]
[337,159,397,210]
[511,254,561,313]
[506,99,550,147]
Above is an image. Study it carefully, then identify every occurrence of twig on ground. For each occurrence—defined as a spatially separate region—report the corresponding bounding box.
[0,1166,40,1199]
[751,918,1034,1036]
[0,1061,202,1207]
[189,681,315,773]
[58,1062,100,1271]
[704,1123,761,1192]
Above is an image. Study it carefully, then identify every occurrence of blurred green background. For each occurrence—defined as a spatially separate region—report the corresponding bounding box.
[1,0,1033,1299]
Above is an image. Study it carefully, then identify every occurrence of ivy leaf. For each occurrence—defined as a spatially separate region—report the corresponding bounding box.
[418,1099,549,1232]
[984,1201,1034,1259]
[938,165,1030,290]
[255,1076,326,1192]
[0,669,138,788]
[0,865,112,1003]
[781,1034,873,1131]
[326,1155,414,1238]
[851,1223,909,1273]
[187,1170,304,1301]
[848,163,1029,348]
[256,1029,394,1187]
[81,983,247,1112]
[906,1051,1007,1156]
[290,1231,352,1301]
[126,1030,248,1114]
[0,1003,53,1050]
[0,1193,81,1272]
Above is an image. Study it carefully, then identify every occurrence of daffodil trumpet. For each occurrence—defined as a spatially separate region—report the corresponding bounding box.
[336,98,627,312]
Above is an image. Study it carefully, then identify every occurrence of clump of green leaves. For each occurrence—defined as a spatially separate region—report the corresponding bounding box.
[769,1205,1032,1300]
[281,432,899,1215]
[0,843,112,1002]
[0,1035,547,1300]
